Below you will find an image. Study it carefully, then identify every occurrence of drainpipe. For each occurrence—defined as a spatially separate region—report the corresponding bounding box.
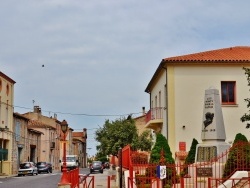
[161,65,168,140]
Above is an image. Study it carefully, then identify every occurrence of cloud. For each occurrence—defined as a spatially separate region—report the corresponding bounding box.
[1,0,250,155]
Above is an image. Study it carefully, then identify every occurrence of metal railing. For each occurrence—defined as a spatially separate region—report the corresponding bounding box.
[145,107,164,123]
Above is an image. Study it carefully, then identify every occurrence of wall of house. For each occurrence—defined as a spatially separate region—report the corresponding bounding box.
[149,70,169,137]
[172,65,250,153]
[0,73,14,175]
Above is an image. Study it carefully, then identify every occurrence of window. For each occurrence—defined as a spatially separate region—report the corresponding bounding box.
[221,81,236,104]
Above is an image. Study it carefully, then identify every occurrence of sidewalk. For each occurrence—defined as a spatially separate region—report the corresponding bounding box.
[78,169,117,188]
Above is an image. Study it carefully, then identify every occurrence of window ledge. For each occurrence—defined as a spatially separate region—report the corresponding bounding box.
[222,104,238,107]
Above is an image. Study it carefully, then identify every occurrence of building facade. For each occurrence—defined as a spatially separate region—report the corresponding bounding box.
[145,46,250,159]
[0,72,15,175]
[23,106,61,170]
[13,113,42,174]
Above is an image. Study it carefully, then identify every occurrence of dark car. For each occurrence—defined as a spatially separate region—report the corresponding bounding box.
[37,162,52,174]
[89,161,103,174]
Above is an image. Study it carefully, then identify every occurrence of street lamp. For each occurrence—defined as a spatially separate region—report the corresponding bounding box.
[58,120,70,187]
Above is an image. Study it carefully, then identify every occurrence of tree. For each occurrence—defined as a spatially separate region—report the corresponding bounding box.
[240,67,250,127]
[184,138,199,165]
[149,133,175,187]
[223,133,250,178]
[137,130,153,151]
[95,117,152,157]
[150,133,174,164]
[181,138,199,176]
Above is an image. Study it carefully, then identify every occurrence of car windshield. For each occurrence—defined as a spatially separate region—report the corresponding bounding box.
[37,162,46,166]
[93,162,101,166]
[66,157,75,162]
[20,163,31,169]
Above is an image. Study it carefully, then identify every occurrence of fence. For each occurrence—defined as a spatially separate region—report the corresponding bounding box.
[122,141,250,188]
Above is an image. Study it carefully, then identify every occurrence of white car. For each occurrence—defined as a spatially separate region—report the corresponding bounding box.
[18,162,38,176]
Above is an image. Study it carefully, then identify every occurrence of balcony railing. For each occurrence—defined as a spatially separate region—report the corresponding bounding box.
[145,107,164,123]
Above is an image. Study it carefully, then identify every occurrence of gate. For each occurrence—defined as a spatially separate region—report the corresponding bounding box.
[122,141,250,188]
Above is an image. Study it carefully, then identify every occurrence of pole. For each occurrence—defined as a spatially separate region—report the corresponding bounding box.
[119,148,122,188]
[58,133,70,186]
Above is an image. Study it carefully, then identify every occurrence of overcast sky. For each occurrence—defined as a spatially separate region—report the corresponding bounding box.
[1,0,250,156]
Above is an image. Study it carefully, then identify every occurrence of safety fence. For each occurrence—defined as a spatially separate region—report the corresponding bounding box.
[67,168,80,188]
[123,141,250,188]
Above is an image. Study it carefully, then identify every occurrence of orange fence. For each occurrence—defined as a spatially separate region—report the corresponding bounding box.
[79,175,95,188]
[67,168,80,188]
[122,141,250,188]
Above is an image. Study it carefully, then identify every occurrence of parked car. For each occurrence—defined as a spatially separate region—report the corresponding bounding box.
[18,162,38,176]
[89,161,103,174]
[37,162,52,174]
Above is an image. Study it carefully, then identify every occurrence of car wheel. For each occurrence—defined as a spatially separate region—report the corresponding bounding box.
[32,171,34,176]
[50,169,53,173]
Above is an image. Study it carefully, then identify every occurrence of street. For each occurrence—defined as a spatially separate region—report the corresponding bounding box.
[0,168,113,188]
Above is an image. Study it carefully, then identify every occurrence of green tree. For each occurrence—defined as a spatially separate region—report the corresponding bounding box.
[181,138,199,176]
[150,133,174,164]
[223,133,250,178]
[149,133,175,187]
[137,130,153,151]
[185,138,199,165]
[240,67,250,127]
[95,117,152,157]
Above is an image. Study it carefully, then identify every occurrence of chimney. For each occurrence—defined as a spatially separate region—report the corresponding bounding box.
[142,107,146,115]
[34,106,42,114]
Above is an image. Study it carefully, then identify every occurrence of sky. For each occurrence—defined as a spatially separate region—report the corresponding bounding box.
[1,0,250,156]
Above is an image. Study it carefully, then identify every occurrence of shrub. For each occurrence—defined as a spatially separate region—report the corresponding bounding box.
[223,133,250,178]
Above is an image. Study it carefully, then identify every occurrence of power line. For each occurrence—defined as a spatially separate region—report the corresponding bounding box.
[11,103,143,117]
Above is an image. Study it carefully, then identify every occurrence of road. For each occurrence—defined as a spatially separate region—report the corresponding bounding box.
[0,168,113,188]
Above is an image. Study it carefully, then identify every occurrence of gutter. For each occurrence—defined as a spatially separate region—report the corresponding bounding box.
[161,64,168,140]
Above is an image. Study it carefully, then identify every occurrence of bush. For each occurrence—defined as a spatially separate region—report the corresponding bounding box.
[223,133,250,178]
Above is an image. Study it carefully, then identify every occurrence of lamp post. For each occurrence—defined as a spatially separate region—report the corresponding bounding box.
[58,120,70,188]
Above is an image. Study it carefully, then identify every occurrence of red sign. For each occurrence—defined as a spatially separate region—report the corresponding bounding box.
[179,142,186,151]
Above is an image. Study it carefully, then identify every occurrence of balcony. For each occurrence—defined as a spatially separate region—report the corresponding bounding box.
[50,142,55,149]
[145,107,164,133]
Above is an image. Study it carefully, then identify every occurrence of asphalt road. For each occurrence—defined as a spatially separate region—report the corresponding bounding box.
[0,168,92,188]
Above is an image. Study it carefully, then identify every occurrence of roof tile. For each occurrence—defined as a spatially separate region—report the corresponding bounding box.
[163,46,250,62]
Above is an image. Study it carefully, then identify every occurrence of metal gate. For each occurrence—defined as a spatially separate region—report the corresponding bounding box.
[123,141,250,188]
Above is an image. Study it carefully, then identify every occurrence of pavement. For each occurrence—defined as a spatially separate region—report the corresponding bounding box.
[0,170,118,188]
[80,169,117,188]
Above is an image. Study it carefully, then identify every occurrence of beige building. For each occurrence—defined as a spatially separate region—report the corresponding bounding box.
[22,106,61,170]
[145,46,250,160]
[134,107,150,136]
[13,113,43,174]
[0,72,15,175]
[72,128,87,168]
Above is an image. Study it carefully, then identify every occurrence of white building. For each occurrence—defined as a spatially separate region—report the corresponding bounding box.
[145,46,250,160]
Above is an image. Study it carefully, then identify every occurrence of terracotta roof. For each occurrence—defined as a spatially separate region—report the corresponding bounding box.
[72,132,83,137]
[28,120,55,129]
[0,71,16,84]
[162,46,250,62]
[145,46,250,93]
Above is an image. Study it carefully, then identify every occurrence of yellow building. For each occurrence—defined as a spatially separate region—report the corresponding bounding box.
[145,46,250,160]
[0,72,15,175]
